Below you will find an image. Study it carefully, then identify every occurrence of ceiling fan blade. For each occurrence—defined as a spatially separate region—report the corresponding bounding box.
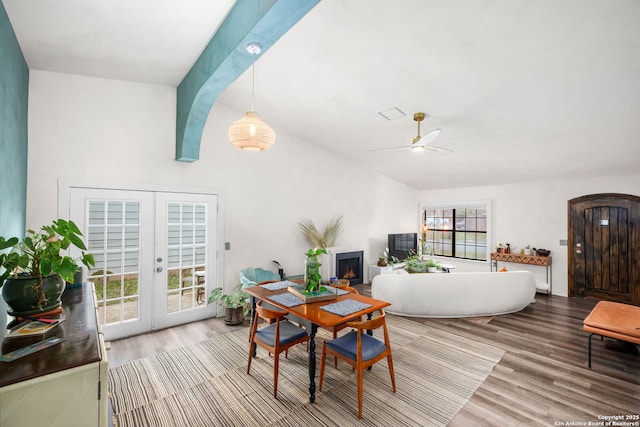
[425,145,453,153]
[414,128,441,148]
[369,145,408,153]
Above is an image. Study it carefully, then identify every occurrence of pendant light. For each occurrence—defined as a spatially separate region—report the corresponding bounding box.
[228,42,276,151]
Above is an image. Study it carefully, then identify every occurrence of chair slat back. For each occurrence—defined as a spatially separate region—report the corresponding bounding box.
[255,300,287,321]
[347,310,386,330]
[335,285,359,295]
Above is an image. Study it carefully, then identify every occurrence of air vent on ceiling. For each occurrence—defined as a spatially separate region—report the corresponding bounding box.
[378,107,406,121]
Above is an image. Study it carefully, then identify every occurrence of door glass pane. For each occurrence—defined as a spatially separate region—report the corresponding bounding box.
[88,200,141,326]
[165,202,208,312]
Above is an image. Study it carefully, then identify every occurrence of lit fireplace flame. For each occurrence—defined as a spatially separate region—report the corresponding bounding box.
[343,269,356,279]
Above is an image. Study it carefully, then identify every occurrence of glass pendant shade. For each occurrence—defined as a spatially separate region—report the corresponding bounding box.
[228,111,276,151]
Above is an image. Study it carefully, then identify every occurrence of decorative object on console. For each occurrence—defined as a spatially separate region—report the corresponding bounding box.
[228,42,275,151]
[271,260,284,279]
[377,247,389,267]
[536,249,551,257]
[0,219,94,317]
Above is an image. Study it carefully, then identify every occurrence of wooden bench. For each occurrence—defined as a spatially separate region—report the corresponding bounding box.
[582,301,640,368]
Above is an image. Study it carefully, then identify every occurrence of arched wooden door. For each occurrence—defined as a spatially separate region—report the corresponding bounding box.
[568,193,640,305]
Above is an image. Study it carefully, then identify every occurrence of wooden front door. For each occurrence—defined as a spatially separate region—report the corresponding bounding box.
[568,193,640,305]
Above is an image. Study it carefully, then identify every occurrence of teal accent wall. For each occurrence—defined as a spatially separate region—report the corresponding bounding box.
[0,2,28,240]
[176,0,319,161]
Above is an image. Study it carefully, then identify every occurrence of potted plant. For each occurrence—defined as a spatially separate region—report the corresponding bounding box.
[298,215,342,282]
[404,250,427,273]
[208,283,250,325]
[426,258,441,273]
[496,243,506,254]
[0,219,95,316]
[304,247,328,293]
[377,247,389,267]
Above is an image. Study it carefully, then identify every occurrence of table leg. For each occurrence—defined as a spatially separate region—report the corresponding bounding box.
[308,323,318,403]
[367,313,373,371]
[250,296,257,327]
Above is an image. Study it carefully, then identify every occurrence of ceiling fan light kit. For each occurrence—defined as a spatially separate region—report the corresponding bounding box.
[228,42,276,151]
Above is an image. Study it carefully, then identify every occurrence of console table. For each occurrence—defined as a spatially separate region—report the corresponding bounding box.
[0,284,108,427]
[490,252,552,294]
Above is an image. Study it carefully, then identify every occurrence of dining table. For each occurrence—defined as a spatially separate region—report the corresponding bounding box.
[243,282,390,403]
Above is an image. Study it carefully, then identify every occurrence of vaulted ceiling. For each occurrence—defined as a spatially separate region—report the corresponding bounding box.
[4,0,640,190]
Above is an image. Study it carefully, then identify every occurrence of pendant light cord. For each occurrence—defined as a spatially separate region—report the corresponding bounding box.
[251,63,255,112]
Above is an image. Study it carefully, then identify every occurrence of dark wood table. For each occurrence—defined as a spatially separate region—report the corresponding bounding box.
[243,284,390,403]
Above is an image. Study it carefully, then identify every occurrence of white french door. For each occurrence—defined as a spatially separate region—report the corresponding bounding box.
[67,187,219,341]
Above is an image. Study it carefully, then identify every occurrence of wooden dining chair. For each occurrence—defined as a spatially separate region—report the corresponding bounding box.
[318,309,396,419]
[247,300,309,398]
[336,278,351,287]
[329,285,360,367]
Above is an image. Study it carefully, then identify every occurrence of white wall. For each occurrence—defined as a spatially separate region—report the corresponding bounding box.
[420,175,640,297]
[26,70,419,292]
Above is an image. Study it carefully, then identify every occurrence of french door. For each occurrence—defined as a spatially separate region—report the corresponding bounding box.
[67,187,219,340]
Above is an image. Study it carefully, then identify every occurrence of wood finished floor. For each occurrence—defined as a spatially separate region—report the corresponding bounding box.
[108,285,640,426]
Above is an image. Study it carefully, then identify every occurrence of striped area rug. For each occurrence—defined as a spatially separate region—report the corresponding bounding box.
[109,315,504,426]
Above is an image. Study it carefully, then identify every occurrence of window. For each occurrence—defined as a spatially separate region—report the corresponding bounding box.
[420,201,490,261]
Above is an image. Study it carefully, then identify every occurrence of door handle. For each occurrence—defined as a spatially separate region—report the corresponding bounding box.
[575,249,582,254]
[156,267,163,273]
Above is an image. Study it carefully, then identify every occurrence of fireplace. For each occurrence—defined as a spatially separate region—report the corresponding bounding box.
[334,250,364,286]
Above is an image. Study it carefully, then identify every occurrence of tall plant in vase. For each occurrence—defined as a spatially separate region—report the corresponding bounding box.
[304,248,327,294]
[298,215,343,284]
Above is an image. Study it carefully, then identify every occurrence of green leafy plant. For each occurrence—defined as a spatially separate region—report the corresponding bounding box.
[0,219,95,309]
[304,247,327,294]
[208,283,250,316]
[403,250,426,273]
[426,259,441,269]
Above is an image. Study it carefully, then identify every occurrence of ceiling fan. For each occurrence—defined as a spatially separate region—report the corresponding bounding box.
[370,112,452,153]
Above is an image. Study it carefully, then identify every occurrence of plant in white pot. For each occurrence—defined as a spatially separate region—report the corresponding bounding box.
[208,283,250,325]
[0,219,95,316]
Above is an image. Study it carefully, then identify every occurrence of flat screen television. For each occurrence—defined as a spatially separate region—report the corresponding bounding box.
[388,233,418,260]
